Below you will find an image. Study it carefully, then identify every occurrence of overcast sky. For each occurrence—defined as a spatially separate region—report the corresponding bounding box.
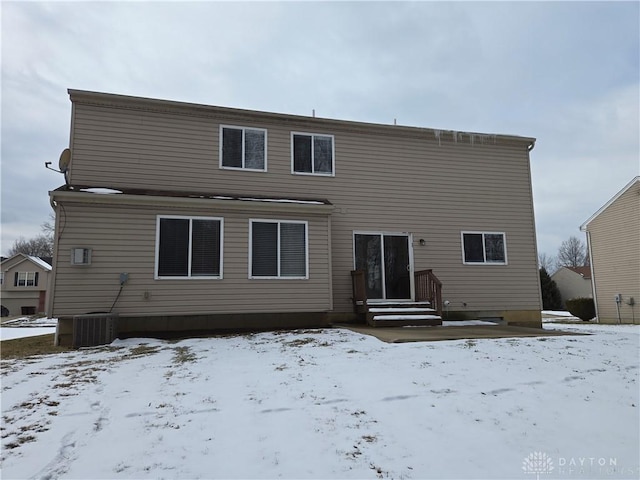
[2,1,638,260]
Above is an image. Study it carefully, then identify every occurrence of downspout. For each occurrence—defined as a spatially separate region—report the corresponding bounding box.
[526,138,543,314]
[327,214,333,312]
[584,230,599,323]
[47,196,59,343]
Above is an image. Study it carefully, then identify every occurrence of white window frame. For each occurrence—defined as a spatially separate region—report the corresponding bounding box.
[461,231,508,265]
[219,125,268,172]
[155,215,224,280]
[249,219,309,279]
[16,272,37,287]
[290,132,335,176]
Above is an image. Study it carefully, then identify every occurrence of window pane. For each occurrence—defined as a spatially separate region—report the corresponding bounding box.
[485,234,505,262]
[314,136,333,174]
[252,222,278,276]
[280,223,306,277]
[463,234,484,263]
[293,135,312,173]
[384,235,410,299]
[222,128,243,168]
[354,234,383,299]
[158,218,190,276]
[191,220,221,276]
[244,129,265,170]
[24,272,37,287]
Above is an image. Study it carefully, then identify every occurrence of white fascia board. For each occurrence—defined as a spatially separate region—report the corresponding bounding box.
[580,176,640,231]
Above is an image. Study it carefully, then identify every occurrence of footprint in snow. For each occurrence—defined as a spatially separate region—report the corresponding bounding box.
[430,388,456,395]
[315,398,349,405]
[381,395,418,402]
[484,388,514,396]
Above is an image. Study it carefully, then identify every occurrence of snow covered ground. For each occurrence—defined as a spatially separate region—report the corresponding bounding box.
[1,323,638,479]
[0,317,57,341]
[0,327,56,341]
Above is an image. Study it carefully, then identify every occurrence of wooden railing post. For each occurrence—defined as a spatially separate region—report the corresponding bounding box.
[351,270,368,314]
[414,269,443,317]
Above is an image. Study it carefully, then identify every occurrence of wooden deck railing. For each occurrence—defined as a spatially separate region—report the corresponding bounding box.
[415,269,443,317]
[352,268,442,317]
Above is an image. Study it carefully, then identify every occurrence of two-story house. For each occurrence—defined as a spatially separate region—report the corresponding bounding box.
[1,253,52,317]
[581,177,639,324]
[48,90,542,345]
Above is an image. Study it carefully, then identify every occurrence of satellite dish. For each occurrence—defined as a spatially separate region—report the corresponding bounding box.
[59,148,71,173]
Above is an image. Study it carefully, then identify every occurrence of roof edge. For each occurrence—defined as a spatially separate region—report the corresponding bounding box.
[1,253,52,271]
[580,176,640,231]
[67,89,536,146]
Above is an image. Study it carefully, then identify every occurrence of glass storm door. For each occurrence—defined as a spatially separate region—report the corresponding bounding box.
[354,233,412,300]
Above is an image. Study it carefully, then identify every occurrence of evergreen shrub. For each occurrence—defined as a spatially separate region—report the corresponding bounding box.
[565,297,595,321]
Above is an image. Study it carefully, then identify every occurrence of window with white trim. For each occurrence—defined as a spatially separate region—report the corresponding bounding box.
[220,125,267,171]
[292,132,334,175]
[250,220,308,278]
[14,272,38,287]
[462,232,507,264]
[156,216,223,278]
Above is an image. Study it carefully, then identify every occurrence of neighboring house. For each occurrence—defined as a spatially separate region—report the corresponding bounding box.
[550,266,593,307]
[48,89,542,344]
[1,253,52,316]
[580,177,640,324]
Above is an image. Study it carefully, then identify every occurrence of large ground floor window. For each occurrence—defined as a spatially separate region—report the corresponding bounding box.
[250,220,308,279]
[156,216,223,278]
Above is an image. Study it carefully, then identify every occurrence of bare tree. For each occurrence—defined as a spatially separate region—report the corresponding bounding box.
[557,236,589,268]
[7,215,55,258]
[538,252,556,273]
[8,235,53,258]
[41,213,55,241]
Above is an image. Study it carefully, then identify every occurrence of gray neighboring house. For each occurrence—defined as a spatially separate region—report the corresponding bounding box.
[550,266,593,307]
[1,254,52,316]
[48,90,543,345]
[581,177,640,324]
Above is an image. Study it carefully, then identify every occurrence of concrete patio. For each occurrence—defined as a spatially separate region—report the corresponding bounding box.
[337,323,586,343]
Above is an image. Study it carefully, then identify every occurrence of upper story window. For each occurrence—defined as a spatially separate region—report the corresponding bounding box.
[220,126,267,171]
[156,216,223,279]
[15,272,38,287]
[292,132,335,176]
[250,220,308,279]
[462,232,507,265]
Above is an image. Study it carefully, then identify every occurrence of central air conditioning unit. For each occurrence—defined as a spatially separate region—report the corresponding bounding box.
[72,313,118,348]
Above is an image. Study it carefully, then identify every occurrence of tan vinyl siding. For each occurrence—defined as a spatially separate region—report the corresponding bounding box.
[585,181,640,323]
[62,91,541,319]
[51,201,331,317]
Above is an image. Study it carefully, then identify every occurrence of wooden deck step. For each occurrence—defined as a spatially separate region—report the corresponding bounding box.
[369,307,435,313]
[366,302,442,328]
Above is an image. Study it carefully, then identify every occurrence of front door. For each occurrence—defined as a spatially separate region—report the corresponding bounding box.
[354,233,412,300]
